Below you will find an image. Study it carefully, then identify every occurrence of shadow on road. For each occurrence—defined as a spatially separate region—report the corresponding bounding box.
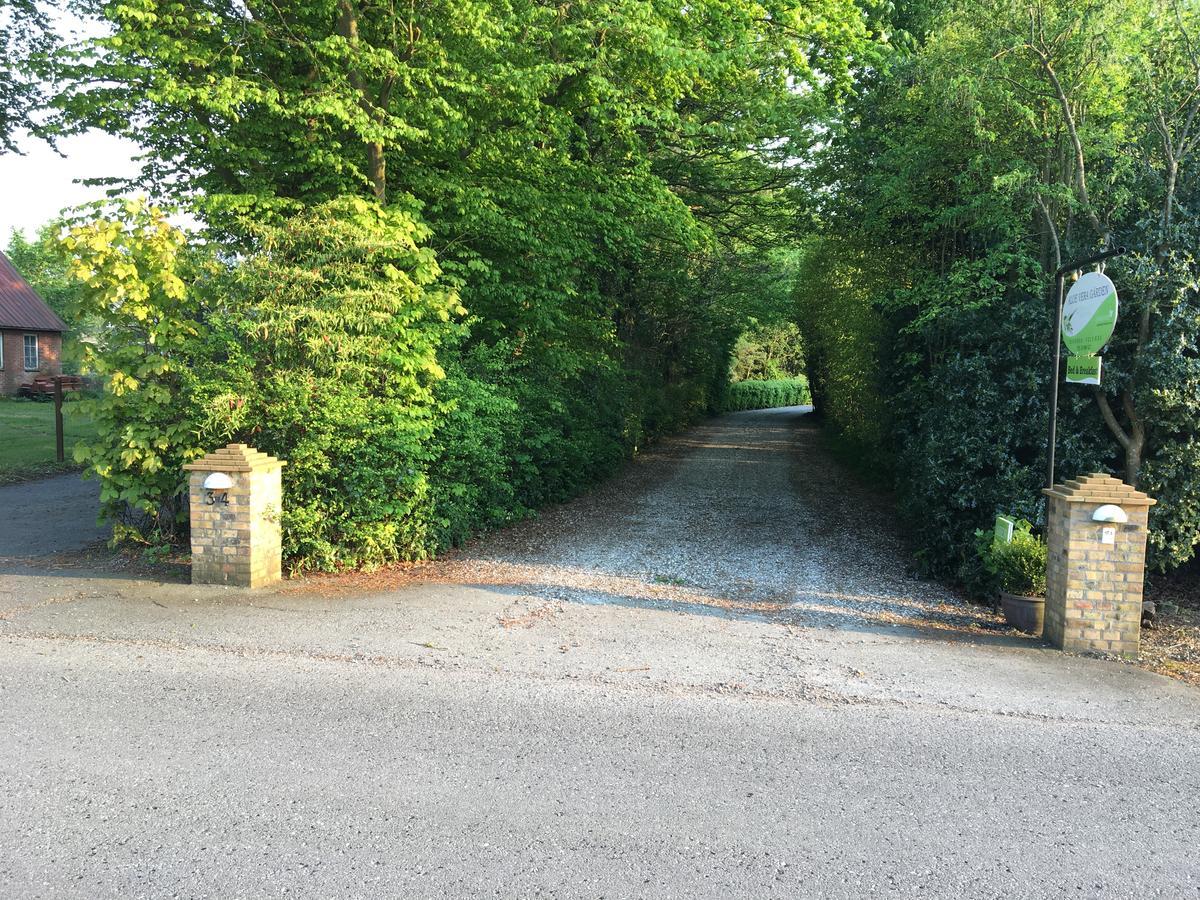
[450,578,1035,649]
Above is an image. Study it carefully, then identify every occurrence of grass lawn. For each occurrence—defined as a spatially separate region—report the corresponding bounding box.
[0,398,98,484]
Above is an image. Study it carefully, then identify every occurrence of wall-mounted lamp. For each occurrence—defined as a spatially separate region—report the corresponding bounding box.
[202,471,233,507]
[203,472,234,491]
[1092,504,1128,524]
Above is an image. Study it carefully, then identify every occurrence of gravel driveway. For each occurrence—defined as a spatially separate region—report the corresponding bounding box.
[411,405,992,634]
[1,407,1198,897]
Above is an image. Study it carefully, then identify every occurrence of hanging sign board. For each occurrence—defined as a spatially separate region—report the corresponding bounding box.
[1066,354,1103,385]
[1062,271,1118,356]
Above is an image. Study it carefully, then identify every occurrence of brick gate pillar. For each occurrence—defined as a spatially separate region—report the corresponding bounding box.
[1042,473,1155,658]
[185,444,285,588]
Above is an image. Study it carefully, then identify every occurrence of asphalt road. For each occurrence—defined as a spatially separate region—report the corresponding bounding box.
[1,408,1197,898]
[0,474,106,558]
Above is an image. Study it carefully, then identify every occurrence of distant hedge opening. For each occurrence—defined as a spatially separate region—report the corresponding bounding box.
[720,378,811,413]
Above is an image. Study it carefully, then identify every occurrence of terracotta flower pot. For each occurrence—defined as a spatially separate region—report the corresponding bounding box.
[999,591,1045,636]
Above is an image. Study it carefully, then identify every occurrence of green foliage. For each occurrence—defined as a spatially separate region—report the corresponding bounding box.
[58,200,207,535]
[58,197,463,568]
[0,0,54,152]
[1113,214,1200,570]
[973,522,1048,599]
[42,0,878,570]
[6,226,77,320]
[45,0,874,408]
[46,0,1200,587]
[793,234,894,472]
[799,0,1200,580]
[61,196,773,572]
[729,322,805,383]
[720,378,811,413]
[197,196,462,570]
[426,347,525,549]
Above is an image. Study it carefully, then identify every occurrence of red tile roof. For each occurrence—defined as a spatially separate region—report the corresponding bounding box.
[0,251,68,332]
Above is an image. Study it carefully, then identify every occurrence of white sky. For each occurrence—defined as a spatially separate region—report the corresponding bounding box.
[0,131,143,240]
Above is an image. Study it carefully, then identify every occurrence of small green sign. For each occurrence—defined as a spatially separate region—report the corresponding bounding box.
[1066,354,1102,385]
[1062,271,1118,356]
[994,515,1015,544]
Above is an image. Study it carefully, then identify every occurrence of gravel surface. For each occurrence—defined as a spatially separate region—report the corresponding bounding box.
[399,406,998,635]
[1,407,1198,897]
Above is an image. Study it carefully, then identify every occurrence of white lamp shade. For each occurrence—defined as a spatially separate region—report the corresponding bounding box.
[203,472,234,490]
[1092,504,1129,524]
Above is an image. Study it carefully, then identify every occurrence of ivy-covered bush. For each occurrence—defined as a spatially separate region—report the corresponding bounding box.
[888,270,1112,581]
[797,0,1200,580]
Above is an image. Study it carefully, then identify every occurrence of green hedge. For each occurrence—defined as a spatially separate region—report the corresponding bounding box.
[720,378,811,413]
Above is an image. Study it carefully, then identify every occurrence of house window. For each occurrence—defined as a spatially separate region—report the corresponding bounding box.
[23,334,39,371]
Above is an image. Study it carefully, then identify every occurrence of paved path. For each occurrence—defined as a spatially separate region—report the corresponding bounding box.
[0,473,105,559]
[1,408,1197,898]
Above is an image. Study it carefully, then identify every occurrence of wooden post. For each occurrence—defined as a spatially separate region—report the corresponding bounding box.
[53,376,65,462]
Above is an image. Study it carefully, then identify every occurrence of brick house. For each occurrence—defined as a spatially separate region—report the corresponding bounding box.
[0,251,67,396]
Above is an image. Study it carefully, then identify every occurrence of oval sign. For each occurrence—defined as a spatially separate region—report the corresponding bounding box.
[1062,271,1118,356]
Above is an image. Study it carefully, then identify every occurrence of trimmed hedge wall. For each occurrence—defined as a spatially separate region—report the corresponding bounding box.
[720,377,811,412]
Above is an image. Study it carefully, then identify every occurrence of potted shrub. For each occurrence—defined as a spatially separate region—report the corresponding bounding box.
[975,521,1048,635]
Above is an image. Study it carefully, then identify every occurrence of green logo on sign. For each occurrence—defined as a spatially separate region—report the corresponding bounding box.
[1062,271,1118,356]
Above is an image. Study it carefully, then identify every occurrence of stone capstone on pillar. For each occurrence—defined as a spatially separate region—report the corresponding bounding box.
[1042,473,1155,658]
[184,444,284,588]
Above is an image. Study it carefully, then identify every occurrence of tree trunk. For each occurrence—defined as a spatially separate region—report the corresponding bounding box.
[1163,160,1178,235]
[367,141,386,203]
[337,0,387,204]
[1093,388,1146,487]
[1125,440,1143,489]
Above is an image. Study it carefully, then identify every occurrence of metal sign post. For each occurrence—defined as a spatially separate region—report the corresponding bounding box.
[1046,246,1126,489]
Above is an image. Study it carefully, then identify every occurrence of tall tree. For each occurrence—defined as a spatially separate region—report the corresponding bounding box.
[49,0,871,377]
[47,0,879,565]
